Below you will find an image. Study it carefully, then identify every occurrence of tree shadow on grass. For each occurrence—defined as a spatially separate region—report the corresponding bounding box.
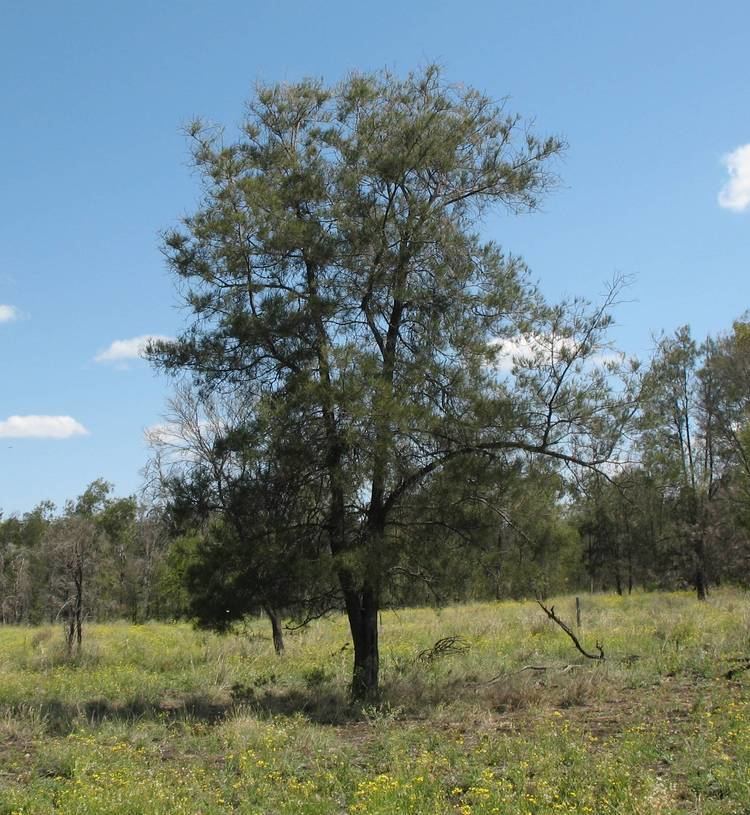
[6,686,363,736]
[232,686,360,724]
[6,696,229,736]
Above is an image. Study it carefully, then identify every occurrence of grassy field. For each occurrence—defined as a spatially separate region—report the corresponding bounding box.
[2,590,750,814]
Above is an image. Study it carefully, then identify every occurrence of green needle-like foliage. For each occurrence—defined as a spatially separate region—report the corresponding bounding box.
[149,66,631,699]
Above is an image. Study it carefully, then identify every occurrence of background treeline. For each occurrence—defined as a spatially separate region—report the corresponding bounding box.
[2,316,748,634]
[0,481,176,631]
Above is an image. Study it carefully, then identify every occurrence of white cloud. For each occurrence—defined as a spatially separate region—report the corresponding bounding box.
[0,304,18,323]
[719,144,750,212]
[588,350,625,368]
[144,417,217,450]
[489,334,620,373]
[490,333,577,372]
[144,422,185,448]
[94,334,174,363]
[0,415,89,439]
[143,422,210,466]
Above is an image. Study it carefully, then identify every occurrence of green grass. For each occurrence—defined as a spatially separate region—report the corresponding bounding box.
[2,590,750,813]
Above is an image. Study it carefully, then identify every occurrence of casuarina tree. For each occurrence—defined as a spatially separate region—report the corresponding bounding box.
[150,67,631,699]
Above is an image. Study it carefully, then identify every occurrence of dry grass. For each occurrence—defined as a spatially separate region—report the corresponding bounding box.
[2,589,750,812]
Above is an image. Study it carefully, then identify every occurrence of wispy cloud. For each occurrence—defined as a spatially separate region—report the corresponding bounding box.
[0,415,89,439]
[0,304,19,323]
[719,144,750,212]
[94,334,174,363]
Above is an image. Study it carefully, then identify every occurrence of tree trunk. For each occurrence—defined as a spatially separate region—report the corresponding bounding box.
[73,565,83,651]
[75,603,82,649]
[344,584,379,702]
[694,533,708,601]
[627,548,633,594]
[614,558,623,596]
[264,605,285,655]
[65,612,75,655]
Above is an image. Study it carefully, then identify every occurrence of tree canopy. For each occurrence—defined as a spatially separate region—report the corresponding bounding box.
[149,66,637,698]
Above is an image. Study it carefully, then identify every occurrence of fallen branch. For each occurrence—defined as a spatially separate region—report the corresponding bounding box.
[723,657,750,679]
[476,663,584,687]
[537,600,605,661]
[418,636,470,663]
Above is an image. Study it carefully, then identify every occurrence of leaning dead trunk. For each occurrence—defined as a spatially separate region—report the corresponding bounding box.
[263,604,285,655]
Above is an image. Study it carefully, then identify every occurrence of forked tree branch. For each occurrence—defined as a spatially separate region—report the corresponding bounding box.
[537,599,605,661]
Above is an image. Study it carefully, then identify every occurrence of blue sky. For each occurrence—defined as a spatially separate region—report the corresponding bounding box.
[1,0,748,515]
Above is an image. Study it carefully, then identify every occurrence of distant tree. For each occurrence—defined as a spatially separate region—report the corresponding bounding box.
[91,494,139,620]
[638,327,731,598]
[574,470,658,595]
[0,502,54,624]
[706,318,750,491]
[0,514,28,624]
[133,506,170,621]
[391,455,579,603]
[44,481,118,651]
[45,513,98,653]
[150,67,633,699]
[698,319,750,574]
[147,387,334,654]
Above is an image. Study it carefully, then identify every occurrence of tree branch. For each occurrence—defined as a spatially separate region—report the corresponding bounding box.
[536,599,605,661]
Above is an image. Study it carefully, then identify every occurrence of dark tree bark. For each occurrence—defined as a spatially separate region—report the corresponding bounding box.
[65,550,84,655]
[694,533,708,601]
[627,548,634,594]
[611,529,623,596]
[344,584,380,701]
